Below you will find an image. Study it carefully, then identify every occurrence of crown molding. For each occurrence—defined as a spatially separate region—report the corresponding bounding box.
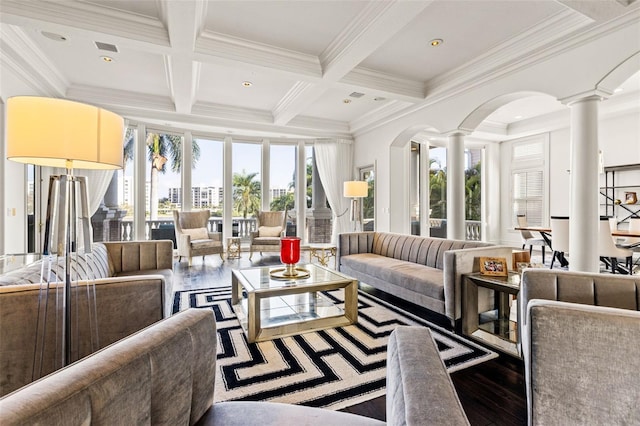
[0,0,169,48]
[0,24,67,97]
[196,31,322,79]
[272,81,327,125]
[288,115,350,134]
[192,101,274,124]
[350,100,413,135]
[66,84,175,112]
[339,67,424,101]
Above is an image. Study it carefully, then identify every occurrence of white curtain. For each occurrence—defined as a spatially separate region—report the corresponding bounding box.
[53,168,115,215]
[314,138,354,244]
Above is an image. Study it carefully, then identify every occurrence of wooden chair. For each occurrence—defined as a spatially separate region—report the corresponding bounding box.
[249,210,287,260]
[173,210,224,266]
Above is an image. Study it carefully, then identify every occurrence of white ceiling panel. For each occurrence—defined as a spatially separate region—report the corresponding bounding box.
[360,0,566,82]
[300,88,391,122]
[27,27,170,97]
[197,62,297,111]
[203,1,370,56]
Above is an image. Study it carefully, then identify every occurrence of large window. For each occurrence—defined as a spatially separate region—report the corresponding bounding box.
[233,141,261,241]
[118,127,136,241]
[360,165,375,231]
[269,144,296,211]
[145,131,183,239]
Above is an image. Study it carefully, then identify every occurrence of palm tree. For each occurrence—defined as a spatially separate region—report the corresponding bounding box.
[122,130,200,220]
[429,159,447,219]
[233,170,261,218]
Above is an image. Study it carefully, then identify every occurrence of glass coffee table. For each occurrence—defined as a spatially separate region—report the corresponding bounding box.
[231,263,358,343]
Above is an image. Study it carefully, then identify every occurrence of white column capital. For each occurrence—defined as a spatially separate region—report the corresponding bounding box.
[560,90,609,106]
[444,130,471,138]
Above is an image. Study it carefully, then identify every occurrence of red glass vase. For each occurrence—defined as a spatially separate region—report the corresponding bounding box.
[280,237,301,276]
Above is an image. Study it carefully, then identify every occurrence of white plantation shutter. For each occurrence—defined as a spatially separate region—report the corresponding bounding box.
[511,136,547,227]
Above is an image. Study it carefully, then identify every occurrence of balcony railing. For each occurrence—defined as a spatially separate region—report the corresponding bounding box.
[118,218,482,242]
[120,217,256,242]
[428,218,482,241]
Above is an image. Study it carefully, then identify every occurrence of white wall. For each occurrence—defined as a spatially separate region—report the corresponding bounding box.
[1,72,38,254]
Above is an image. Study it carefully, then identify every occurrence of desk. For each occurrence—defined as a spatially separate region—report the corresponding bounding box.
[612,230,640,238]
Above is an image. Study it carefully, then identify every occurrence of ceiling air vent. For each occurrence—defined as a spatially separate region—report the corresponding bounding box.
[349,92,365,98]
[95,41,118,53]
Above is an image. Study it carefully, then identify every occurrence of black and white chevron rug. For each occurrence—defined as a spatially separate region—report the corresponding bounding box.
[172,286,497,410]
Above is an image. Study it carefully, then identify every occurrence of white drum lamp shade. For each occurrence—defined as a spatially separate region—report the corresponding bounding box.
[6,96,124,170]
[344,181,368,198]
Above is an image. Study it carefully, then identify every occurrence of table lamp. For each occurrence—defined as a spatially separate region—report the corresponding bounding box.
[6,96,124,372]
[344,180,368,231]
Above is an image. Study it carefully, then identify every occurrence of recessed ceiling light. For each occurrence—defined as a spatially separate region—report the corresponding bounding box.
[101,56,113,63]
[614,87,623,93]
[242,81,252,87]
[429,38,443,47]
[42,31,67,42]
[514,115,523,119]
[343,99,352,104]
[374,97,387,101]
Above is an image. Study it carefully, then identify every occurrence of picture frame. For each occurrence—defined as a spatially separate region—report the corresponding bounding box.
[479,256,508,276]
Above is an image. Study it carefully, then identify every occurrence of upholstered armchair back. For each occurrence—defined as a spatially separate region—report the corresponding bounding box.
[173,210,210,232]
[256,210,286,229]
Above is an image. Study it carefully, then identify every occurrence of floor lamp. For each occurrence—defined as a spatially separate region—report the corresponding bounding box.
[344,181,368,231]
[6,96,124,373]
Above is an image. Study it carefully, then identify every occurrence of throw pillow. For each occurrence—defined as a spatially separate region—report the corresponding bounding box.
[259,226,282,237]
[183,227,209,240]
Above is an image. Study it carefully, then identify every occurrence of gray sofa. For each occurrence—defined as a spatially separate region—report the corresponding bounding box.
[338,232,513,325]
[0,309,470,425]
[518,269,640,425]
[0,240,173,396]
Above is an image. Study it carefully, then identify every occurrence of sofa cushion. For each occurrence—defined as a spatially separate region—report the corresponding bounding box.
[200,401,384,426]
[191,240,222,250]
[0,244,111,286]
[341,253,444,300]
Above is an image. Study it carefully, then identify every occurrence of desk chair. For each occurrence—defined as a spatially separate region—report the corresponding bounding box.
[516,215,546,263]
[549,216,569,269]
[598,216,632,273]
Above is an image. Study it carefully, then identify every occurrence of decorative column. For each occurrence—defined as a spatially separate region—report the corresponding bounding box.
[447,132,466,240]
[567,95,602,272]
[307,147,332,243]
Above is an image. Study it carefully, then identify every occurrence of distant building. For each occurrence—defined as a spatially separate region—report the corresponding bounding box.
[168,186,223,208]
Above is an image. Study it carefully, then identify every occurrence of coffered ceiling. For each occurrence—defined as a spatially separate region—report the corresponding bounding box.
[1,0,638,140]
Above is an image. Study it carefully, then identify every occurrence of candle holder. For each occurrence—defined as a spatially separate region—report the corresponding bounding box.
[281,237,301,276]
[270,237,310,279]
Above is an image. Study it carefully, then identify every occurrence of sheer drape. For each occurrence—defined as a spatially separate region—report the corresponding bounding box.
[314,138,354,244]
[53,168,115,215]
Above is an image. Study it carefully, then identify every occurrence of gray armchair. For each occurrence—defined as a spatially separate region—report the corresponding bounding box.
[523,300,640,425]
[173,210,223,266]
[249,210,287,260]
[519,269,640,425]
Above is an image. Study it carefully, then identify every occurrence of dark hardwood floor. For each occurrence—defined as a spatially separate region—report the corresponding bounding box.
[173,254,527,426]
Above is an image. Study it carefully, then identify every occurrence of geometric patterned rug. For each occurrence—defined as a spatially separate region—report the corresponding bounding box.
[172,286,497,410]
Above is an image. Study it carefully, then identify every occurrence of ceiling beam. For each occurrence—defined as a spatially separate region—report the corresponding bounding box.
[272,0,432,126]
[160,0,207,114]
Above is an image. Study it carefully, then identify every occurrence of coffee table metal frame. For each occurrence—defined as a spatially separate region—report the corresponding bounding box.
[231,263,358,343]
